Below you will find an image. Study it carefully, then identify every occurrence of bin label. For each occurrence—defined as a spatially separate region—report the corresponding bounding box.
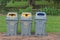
[24,22,28,26]
[10,29,14,32]
[10,22,15,26]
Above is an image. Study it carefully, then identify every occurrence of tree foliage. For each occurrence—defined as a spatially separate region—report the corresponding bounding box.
[53,0,60,4]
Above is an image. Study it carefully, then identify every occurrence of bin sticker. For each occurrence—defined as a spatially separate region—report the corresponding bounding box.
[24,22,29,26]
[10,29,14,32]
[10,22,15,26]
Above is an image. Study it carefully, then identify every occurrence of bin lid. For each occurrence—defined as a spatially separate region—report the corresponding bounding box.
[35,12,47,19]
[20,12,32,20]
[6,12,18,20]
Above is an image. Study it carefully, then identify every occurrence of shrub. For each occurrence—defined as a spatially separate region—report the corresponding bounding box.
[40,7,60,15]
[6,1,28,7]
[25,6,33,12]
[19,6,33,14]
[19,9,24,14]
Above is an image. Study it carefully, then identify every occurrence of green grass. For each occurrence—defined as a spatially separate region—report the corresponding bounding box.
[0,15,6,32]
[46,16,60,32]
[0,15,60,33]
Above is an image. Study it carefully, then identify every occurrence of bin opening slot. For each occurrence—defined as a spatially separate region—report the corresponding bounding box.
[22,13,31,17]
[9,14,16,16]
[25,14,28,16]
[37,13,44,16]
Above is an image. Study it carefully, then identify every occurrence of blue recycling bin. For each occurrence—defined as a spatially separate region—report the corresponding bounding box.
[35,12,47,36]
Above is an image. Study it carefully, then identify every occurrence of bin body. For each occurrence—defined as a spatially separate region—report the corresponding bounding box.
[6,12,18,36]
[35,12,47,36]
[20,12,32,36]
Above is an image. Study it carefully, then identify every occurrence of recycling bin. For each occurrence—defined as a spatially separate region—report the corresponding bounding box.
[20,12,32,36]
[35,12,47,36]
[6,12,18,36]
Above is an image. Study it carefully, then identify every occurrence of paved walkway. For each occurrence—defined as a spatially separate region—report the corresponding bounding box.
[0,33,60,40]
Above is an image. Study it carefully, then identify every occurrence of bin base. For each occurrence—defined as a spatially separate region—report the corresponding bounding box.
[21,33,31,36]
[35,33,47,36]
[6,33,17,36]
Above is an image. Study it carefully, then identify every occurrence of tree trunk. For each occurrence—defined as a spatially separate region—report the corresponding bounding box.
[28,0,35,6]
[32,0,35,6]
[21,0,23,1]
[28,0,32,6]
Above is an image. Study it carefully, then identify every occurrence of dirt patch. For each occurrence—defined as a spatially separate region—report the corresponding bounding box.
[0,14,4,16]
[0,33,60,40]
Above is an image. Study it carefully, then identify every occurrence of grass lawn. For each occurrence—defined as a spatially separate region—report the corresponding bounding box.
[0,15,60,33]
